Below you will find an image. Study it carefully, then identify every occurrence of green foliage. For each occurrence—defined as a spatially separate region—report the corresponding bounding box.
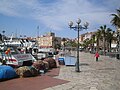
[111,8,120,28]
[95,25,116,53]
[54,44,61,49]
[65,40,77,47]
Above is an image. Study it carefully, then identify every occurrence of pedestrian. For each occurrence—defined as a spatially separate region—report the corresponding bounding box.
[94,51,99,61]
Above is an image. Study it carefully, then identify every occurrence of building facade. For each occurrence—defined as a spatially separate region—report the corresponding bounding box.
[36,32,61,49]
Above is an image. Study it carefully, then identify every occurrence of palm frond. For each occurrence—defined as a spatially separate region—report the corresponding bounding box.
[116,9,120,17]
[111,9,120,28]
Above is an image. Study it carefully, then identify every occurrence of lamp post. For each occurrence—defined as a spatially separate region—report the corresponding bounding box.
[68,18,89,72]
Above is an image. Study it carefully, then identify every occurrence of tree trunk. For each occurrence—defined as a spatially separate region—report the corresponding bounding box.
[109,40,112,52]
[96,39,99,52]
[103,37,106,55]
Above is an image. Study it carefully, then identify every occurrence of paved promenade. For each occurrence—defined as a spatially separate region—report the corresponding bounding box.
[44,52,120,90]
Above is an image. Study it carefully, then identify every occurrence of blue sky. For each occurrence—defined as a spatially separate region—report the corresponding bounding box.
[0,0,120,38]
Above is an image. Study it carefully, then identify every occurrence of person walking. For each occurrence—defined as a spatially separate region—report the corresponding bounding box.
[94,51,99,61]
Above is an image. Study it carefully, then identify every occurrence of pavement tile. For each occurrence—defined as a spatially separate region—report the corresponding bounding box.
[48,52,120,90]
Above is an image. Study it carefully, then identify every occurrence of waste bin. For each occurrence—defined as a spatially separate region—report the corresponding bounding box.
[58,57,65,65]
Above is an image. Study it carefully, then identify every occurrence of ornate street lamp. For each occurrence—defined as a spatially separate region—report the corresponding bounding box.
[68,18,89,72]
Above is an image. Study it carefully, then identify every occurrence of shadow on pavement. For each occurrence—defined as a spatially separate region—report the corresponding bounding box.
[80,63,89,66]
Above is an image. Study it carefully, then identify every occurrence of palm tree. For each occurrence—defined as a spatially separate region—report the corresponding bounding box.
[54,38,61,49]
[83,38,90,51]
[111,9,120,58]
[95,30,101,52]
[106,29,115,52]
[90,34,96,52]
[111,8,120,28]
[99,25,107,55]
[98,25,112,55]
